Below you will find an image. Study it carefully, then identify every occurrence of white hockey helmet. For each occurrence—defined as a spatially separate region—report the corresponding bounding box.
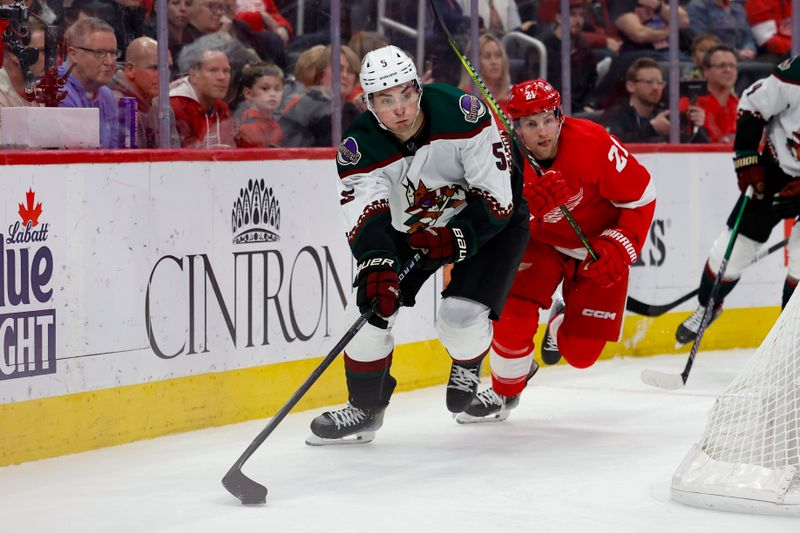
[359,45,423,129]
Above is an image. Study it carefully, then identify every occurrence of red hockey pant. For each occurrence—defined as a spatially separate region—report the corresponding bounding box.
[492,240,628,395]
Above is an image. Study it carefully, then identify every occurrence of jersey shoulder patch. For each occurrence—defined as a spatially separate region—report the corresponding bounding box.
[422,84,492,138]
[336,112,400,176]
[774,56,800,83]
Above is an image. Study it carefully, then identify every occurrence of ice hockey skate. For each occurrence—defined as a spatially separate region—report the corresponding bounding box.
[305,404,385,446]
[541,298,565,365]
[456,361,539,424]
[675,305,722,346]
[445,358,483,413]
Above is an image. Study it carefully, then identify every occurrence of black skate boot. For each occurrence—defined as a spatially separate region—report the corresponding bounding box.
[446,357,484,413]
[675,304,722,346]
[456,361,539,424]
[541,298,565,365]
[305,404,386,446]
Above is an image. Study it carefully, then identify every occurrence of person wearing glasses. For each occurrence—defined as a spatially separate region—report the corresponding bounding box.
[109,37,180,148]
[601,57,709,143]
[693,44,740,143]
[59,17,120,148]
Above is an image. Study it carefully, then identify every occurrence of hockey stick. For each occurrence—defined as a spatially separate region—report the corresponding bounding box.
[625,236,789,317]
[222,251,423,504]
[641,186,754,389]
[427,0,598,261]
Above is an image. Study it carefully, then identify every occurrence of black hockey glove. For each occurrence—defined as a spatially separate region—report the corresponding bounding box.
[355,256,401,328]
[733,151,766,199]
[772,180,800,219]
[407,226,473,270]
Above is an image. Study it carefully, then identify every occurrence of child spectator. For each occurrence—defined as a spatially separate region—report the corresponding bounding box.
[684,33,722,80]
[234,63,284,148]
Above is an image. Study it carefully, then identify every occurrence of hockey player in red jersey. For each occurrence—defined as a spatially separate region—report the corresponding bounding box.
[459,79,656,422]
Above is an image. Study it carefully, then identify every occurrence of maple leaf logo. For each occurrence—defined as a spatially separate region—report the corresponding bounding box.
[19,188,43,227]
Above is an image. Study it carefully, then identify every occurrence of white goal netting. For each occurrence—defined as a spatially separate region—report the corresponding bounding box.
[671,292,800,516]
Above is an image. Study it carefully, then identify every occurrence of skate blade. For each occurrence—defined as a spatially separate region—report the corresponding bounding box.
[455,410,511,424]
[305,431,376,446]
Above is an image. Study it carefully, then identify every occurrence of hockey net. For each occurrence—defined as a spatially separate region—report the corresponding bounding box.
[671,292,800,516]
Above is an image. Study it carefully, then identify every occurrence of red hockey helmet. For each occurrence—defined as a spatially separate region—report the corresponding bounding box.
[507,79,562,121]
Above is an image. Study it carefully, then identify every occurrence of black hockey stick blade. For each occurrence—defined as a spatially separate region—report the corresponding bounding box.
[221,252,422,504]
[626,236,788,317]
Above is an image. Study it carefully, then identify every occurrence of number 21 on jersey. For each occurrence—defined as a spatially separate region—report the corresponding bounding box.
[607,136,628,172]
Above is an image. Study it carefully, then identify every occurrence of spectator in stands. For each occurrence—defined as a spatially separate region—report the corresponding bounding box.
[170,39,233,147]
[478,0,522,35]
[537,0,599,111]
[60,17,120,148]
[745,0,792,60]
[184,0,224,43]
[232,0,291,45]
[280,44,360,147]
[109,0,156,52]
[458,34,511,110]
[0,18,45,107]
[166,0,191,65]
[611,0,690,58]
[109,36,180,147]
[601,57,709,143]
[683,33,722,80]
[539,0,621,59]
[686,0,757,60]
[695,44,739,143]
[233,63,283,147]
[348,31,390,61]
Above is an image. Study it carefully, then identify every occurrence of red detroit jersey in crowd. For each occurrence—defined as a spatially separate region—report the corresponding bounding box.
[523,117,655,256]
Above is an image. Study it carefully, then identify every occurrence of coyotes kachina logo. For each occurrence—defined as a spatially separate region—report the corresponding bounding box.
[0,189,56,380]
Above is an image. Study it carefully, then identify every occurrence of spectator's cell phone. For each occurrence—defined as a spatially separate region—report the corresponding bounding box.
[680,80,707,105]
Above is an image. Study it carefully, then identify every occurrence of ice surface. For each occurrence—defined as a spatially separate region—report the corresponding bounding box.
[2,349,798,532]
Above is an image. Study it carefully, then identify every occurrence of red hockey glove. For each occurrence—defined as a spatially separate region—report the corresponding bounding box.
[523,170,572,219]
[772,179,800,219]
[733,152,766,199]
[581,229,638,288]
[355,256,401,324]
[407,226,471,269]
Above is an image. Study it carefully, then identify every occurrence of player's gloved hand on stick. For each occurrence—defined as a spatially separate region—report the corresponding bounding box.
[355,256,401,327]
[580,229,638,288]
[407,226,472,270]
[733,152,766,199]
[523,170,572,219]
[772,180,800,219]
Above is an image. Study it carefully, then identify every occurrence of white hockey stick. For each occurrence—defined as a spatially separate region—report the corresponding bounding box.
[641,186,754,389]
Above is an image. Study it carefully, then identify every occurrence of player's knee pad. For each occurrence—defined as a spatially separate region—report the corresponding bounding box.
[708,229,761,279]
[493,296,541,355]
[342,302,395,362]
[787,226,800,280]
[436,296,492,361]
[557,330,606,369]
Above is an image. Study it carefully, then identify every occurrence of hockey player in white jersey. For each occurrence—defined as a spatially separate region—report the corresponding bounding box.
[306,45,530,445]
[676,55,800,345]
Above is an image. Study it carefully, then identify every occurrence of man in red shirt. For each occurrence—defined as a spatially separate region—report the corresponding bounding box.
[459,79,656,422]
[697,44,740,143]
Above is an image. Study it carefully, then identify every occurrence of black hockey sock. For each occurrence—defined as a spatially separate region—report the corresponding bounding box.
[697,262,740,308]
[344,352,397,410]
[782,277,798,309]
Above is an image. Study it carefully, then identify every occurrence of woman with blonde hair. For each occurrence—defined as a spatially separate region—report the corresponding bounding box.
[459,33,512,111]
[280,44,362,147]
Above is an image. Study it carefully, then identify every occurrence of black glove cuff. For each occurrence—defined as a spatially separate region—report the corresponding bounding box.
[733,152,759,170]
